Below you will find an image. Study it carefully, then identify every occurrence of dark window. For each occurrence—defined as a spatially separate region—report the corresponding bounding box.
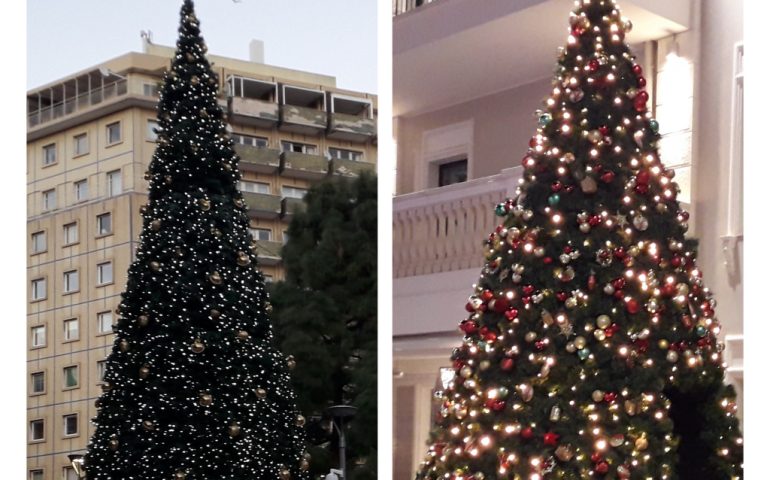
[438,159,468,187]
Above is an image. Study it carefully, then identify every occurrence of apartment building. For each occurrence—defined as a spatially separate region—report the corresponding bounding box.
[391,0,743,477]
[26,39,376,480]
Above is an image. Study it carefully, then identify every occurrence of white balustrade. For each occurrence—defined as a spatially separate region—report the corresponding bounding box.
[393,167,523,277]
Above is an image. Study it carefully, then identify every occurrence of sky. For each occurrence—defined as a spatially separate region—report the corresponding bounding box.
[26,0,378,93]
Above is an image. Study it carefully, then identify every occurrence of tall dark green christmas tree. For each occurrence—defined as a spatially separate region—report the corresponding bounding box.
[416,1,743,479]
[84,2,309,478]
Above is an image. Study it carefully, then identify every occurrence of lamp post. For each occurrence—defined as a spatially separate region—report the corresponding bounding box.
[67,454,86,479]
[325,405,357,480]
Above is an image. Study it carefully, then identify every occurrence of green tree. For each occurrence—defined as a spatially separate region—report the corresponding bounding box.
[416,2,742,479]
[84,2,308,478]
[271,173,378,479]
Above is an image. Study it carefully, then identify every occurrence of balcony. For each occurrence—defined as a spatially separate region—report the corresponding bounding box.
[281,197,306,219]
[393,166,522,278]
[241,191,282,219]
[234,144,281,175]
[229,97,279,128]
[393,0,441,16]
[329,113,377,142]
[280,86,327,135]
[280,151,330,180]
[254,240,283,266]
[331,158,376,178]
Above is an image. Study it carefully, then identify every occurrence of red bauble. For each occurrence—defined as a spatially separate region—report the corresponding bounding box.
[500,358,515,371]
[523,285,536,296]
[637,91,650,103]
[543,432,560,446]
[535,340,547,351]
[671,256,682,267]
[459,320,478,335]
[612,278,626,290]
[661,283,676,297]
[613,290,625,299]
[604,392,618,403]
[481,290,494,302]
[493,297,509,313]
[626,298,640,314]
[521,427,534,439]
[591,453,603,463]
[543,256,553,264]
[599,125,610,136]
[634,95,647,112]
[556,291,568,302]
[637,76,647,88]
[635,184,649,195]
[588,274,596,290]
[636,170,651,185]
[632,64,643,76]
[600,171,615,183]
[596,462,609,474]
[522,156,534,167]
[589,215,602,226]
[613,247,626,259]
[588,59,600,72]
[552,181,563,192]
[504,309,519,321]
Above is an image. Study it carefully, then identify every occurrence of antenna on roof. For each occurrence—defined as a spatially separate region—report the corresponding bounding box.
[140,30,154,53]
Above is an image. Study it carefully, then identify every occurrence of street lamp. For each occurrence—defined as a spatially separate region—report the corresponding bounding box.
[325,405,357,480]
[67,454,86,479]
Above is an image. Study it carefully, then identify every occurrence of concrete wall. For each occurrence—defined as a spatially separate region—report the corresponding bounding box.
[395,77,550,195]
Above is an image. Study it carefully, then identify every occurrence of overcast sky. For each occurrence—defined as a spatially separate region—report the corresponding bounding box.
[27,0,377,93]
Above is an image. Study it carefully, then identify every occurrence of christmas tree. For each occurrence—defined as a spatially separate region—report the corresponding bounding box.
[271,174,378,479]
[415,1,743,479]
[83,1,309,478]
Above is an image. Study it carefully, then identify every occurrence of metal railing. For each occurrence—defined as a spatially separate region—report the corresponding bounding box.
[28,79,128,128]
[393,0,441,16]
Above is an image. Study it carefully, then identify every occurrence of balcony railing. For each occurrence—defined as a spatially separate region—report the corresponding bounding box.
[393,0,441,16]
[393,167,522,278]
[28,79,128,129]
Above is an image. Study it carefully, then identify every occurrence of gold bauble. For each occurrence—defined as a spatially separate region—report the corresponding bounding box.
[150,261,161,272]
[624,400,638,416]
[286,355,297,369]
[199,198,211,211]
[101,382,112,392]
[592,390,605,402]
[190,75,200,86]
[209,272,222,285]
[223,162,233,171]
[210,309,221,319]
[237,252,251,267]
[635,437,649,451]
[211,228,222,237]
[228,423,241,437]
[296,415,306,427]
[199,393,213,407]
[109,438,119,450]
[234,198,244,208]
[139,365,150,379]
[265,302,274,314]
[255,388,267,399]
[144,171,152,181]
[278,467,291,480]
[164,175,173,185]
[139,205,148,214]
[596,315,612,329]
[142,420,155,431]
[555,444,574,461]
[185,53,195,63]
[191,339,205,354]
[119,339,130,352]
[299,459,310,471]
[150,219,162,231]
[138,314,150,327]
[236,330,250,341]
[175,471,187,480]
[175,247,184,258]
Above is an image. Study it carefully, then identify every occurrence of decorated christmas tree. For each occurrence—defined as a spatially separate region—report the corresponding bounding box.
[83,1,309,478]
[416,1,743,479]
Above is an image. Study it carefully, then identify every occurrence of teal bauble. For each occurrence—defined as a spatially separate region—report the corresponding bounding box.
[548,194,561,206]
[538,113,553,128]
[695,325,707,337]
[495,203,508,217]
[649,119,660,134]
[577,348,590,360]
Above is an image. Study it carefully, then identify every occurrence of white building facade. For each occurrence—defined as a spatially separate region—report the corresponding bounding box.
[392,0,744,477]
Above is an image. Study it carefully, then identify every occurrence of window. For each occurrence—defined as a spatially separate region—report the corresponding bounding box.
[31,278,47,301]
[97,262,114,285]
[42,189,57,211]
[63,222,78,245]
[280,141,318,155]
[283,231,290,245]
[74,179,89,202]
[106,122,122,145]
[63,467,79,480]
[238,181,270,194]
[31,372,45,394]
[250,228,272,241]
[329,147,363,162]
[29,419,44,442]
[97,360,107,382]
[97,213,112,236]
[263,274,274,284]
[63,365,79,389]
[282,186,308,199]
[232,133,269,148]
[438,159,468,187]
[74,133,88,156]
[31,231,46,254]
[97,311,113,334]
[63,318,79,341]
[31,326,46,348]
[43,144,56,166]
[107,122,121,145]
[146,120,159,141]
[63,270,79,293]
[29,469,44,480]
[143,83,159,97]
[107,170,122,196]
[63,414,79,436]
